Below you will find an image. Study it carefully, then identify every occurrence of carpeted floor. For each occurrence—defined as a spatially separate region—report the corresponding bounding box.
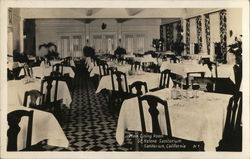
[43,63,129,151]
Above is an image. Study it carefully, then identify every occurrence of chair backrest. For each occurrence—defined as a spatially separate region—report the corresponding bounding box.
[62,57,71,66]
[137,95,172,136]
[111,70,129,93]
[130,61,141,71]
[159,69,171,89]
[129,81,148,96]
[52,63,64,75]
[23,89,44,108]
[170,57,180,63]
[223,92,242,139]
[204,61,218,78]
[40,76,59,107]
[98,61,109,77]
[23,64,33,77]
[142,62,154,72]
[117,57,126,65]
[7,110,34,151]
[107,67,118,74]
[186,72,205,86]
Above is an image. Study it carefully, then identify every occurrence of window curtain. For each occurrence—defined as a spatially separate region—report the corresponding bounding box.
[186,19,190,54]
[220,10,227,63]
[196,16,202,53]
[204,14,211,55]
[176,21,182,42]
[166,23,174,51]
[160,25,164,39]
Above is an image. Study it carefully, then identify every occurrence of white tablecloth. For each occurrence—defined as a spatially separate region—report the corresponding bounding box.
[116,88,231,151]
[96,72,174,93]
[160,62,235,83]
[8,79,72,108]
[8,105,69,150]
[90,64,131,77]
[19,66,75,78]
[48,60,76,67]
[134,56,158,64]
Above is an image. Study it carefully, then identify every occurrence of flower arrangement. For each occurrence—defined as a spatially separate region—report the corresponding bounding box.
[83,46,95,57]
[114,46,126,57]
[152,38,164,52]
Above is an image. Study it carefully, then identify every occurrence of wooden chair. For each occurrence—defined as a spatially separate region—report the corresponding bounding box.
[130,61,141,71]
[107,66,118,74]
[170,56,181,63]
[52,63,64,75]
[150,69,171,91]
[217,92,242,151]
[141,62,154,72]
[191,61,217,92]
[129,95,204,151]
[23,89,45,110]
[98,61,109,77]
[7,110,44,151]
[40,76,63,124]
[117,57,126,65]
[129,81,148,96]
[186,72,205,87]
[109,71,132,114]
[20,64,33,78]
[62,56,72,67]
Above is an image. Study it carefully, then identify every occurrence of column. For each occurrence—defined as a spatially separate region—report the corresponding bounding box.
[19,18,24,53]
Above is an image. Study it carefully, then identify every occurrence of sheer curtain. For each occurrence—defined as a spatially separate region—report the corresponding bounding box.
[60,37,70,58]
[125,35,134,54]
[134,35,144,53]
[72,36,82,57]
[93,35,102,53]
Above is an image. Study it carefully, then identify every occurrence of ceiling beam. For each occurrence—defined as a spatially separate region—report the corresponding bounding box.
[116,18,130,23]
[86,8,102,16]
[85,18,95,24]
[125,9,143,16]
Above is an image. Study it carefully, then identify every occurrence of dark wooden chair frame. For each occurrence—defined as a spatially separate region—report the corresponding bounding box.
[7,110,34,151]
[129,81,148,96]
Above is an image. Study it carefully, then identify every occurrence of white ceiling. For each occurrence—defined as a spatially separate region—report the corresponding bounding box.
[18,8,215,19]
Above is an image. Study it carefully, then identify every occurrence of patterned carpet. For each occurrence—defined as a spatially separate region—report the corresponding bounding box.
[43,64,130,151]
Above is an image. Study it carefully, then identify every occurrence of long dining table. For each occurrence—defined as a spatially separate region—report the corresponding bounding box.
[116,88,232,151]
[96,71,174,93]
[160,61,235,83]
[8,79,72,108]
[8,105,69,151]
[19,66,75,79]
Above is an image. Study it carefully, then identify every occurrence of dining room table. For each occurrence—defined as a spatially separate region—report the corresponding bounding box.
[8,79,72,108]
[89,62,131,77]
[96,71,174,93]
[19,65,75,79]
[116,88,232,151]
[42,59,76,67]
[160,61,235,83]
[8,105,69,151]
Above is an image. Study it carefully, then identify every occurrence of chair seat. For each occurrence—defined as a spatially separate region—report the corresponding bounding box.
[128,131,204,151]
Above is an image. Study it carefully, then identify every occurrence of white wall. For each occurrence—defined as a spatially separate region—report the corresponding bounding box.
[8,8,21,55]
[35,18,161,55]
